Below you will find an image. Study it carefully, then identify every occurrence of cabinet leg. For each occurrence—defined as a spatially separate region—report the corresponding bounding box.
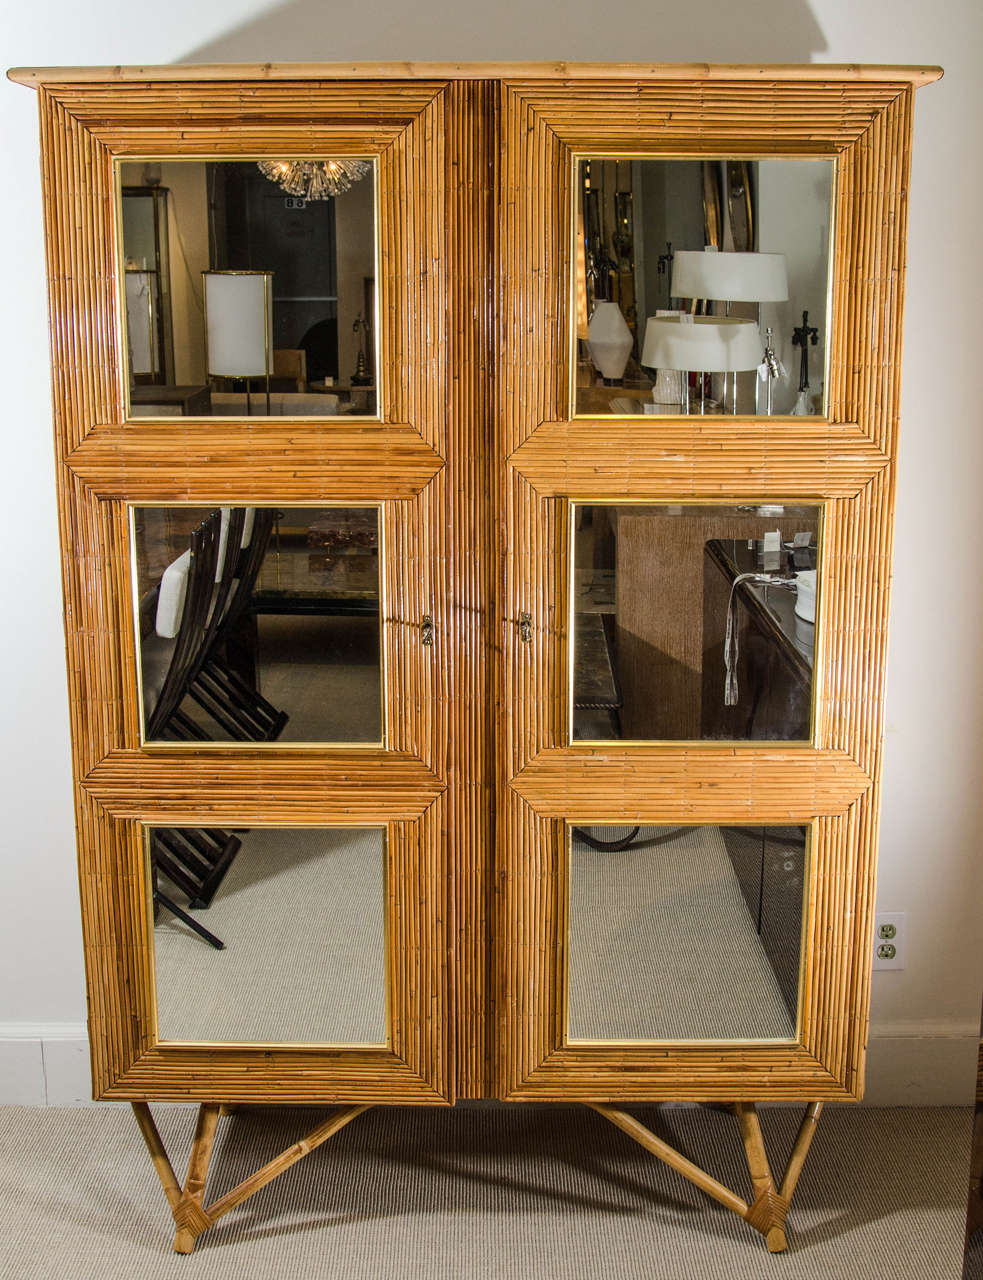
[173,1103,220,1253]
[589,1100,823,1253]
[131,1101,368,1252]
[735,1101,787,1252]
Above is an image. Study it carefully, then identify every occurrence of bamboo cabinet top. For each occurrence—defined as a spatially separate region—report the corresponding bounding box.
[8,61,943,87]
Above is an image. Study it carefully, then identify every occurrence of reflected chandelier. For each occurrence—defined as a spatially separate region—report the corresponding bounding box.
[257,159,372,200]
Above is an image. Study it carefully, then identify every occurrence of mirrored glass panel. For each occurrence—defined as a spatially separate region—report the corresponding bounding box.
[118,159,377,418]
[567,824,807,1042]
[574,158,834,417]
[572,503,820,742]
[149,826,387,1044]
[132,506,382,745]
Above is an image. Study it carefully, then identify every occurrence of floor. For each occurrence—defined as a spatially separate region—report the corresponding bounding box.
[0,1103,970,1280]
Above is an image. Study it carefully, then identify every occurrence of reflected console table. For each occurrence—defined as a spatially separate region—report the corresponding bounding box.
[10,60,941,1255]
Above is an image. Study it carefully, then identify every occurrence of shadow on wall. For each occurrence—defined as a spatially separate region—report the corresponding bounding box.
[181,0,827,64]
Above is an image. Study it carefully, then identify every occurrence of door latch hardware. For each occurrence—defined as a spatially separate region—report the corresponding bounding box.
[421,614,434,646]
[518,612,533,643]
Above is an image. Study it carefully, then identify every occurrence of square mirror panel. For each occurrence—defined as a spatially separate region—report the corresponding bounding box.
[571,503,820,742]
[131,505,382,745]
[118,159,378,418]
[574,158,834,417]
[148,825,387,1044]
[566,824,808,1043]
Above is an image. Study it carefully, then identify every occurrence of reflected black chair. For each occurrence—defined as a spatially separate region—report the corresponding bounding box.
[151,864,225,951]
[147,508,288,743]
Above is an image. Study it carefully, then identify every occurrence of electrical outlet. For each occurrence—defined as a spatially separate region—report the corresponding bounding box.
[872,912,905,970]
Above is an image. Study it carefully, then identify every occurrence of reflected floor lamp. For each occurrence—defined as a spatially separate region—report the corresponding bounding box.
[203,270,273,415]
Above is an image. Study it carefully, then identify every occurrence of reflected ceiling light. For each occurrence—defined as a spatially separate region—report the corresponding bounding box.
[257,159,372,200]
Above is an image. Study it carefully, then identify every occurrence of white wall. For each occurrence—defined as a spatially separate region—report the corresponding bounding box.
[2,1,981,1104]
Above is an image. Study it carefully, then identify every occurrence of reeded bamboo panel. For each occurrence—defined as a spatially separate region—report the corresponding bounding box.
[34,78,456,1102]
[495,74,925,1102]
[82,808,446,1103]
[442,80,499,1096]
[67,424,443,501]
[512,748,870,821]
[510,420,888,499]
[83,752,444,822]
[504,79,906,152]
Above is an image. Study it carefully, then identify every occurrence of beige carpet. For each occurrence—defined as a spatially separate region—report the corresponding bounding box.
[0,1104,970,1279]
[155,828,387,1045]
[257,614,382,743]
[568,827,796,1042]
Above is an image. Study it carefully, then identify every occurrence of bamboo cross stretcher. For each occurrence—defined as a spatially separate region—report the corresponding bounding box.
[132,1100,822,1254]
[132,1101,370,1253]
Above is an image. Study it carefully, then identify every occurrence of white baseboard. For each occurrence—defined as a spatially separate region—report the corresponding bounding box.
[861,1023,979,1105]
[0,1023,93,1106]
[0,1022,977,1106]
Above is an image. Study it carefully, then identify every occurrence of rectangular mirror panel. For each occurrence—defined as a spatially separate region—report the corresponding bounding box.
[572,503,819,742]
[149,826,387,1045]
[118,160,377,418]
[574,158,834,417]
[567,824,807,1043]
[132,505,382,745]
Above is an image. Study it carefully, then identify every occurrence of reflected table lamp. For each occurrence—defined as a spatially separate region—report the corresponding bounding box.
[203,270,273,415]
[586,300,633,382]
[641,316,764,414]
[671,250,788,413]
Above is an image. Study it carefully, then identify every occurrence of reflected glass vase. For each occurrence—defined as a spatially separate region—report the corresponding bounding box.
[587,302,633,381]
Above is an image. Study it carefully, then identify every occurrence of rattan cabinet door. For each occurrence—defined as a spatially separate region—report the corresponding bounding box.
[33,76,486,1104]
[495,74,916,1102]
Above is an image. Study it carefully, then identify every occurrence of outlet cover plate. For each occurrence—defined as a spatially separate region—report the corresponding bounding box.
[873,911,906,970]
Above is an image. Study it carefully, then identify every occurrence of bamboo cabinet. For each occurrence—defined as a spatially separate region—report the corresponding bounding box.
[11,61,940,1254]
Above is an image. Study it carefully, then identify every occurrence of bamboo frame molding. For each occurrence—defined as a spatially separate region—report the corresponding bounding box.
[495,74,927,1103]
[83,810,446,1102]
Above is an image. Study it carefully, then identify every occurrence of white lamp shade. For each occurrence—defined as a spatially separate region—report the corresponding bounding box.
[204,271,273,377]
[671,251,788,303]
[587,302,633,380]
[642,316,763,373]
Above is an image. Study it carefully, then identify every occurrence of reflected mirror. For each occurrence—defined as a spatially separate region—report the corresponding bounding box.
[567,824,807,1042]
[149,825,387,1044]
[574,158,834,417]
[572,503,820,742]
[132,505,382,745]
[118,159,377,418]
